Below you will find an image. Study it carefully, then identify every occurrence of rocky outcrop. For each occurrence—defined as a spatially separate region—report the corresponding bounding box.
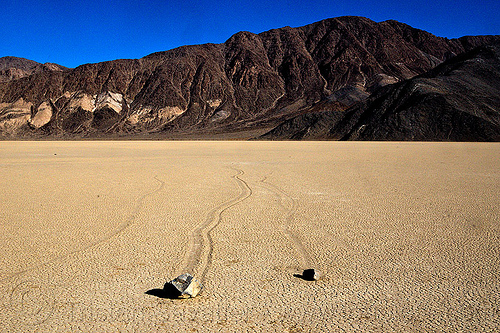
[261,43,500,141]
[0,17,499,139]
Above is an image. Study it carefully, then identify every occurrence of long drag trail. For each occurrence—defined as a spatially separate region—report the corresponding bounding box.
[259,177,313,269]
[1,176,165,283]
[181,167,252,281]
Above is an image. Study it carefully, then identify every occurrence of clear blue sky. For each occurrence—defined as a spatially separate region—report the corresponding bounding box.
[1,0,498,68]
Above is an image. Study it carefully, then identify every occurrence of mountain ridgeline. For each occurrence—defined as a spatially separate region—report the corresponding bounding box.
[261,44,500,141]
[0,57,67,83]
[0,16,499,140]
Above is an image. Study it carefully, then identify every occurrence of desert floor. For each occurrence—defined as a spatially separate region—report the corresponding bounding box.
[0,141,499,332]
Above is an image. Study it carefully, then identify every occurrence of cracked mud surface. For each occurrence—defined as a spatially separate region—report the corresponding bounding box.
[0,141,499,332]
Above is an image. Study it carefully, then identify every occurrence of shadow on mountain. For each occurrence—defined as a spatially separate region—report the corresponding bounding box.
[261,43,500,141]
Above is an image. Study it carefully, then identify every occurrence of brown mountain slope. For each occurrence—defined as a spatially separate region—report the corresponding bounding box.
[261,43,500,141]
[0,16,498,138]
[0,56,67,83]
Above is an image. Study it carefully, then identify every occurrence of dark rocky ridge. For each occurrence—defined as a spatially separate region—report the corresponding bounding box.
[0,56,67,82]
[261,43,500,141]
[0,16,499,139]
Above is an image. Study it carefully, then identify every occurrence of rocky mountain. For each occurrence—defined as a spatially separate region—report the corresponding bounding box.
[0,16,499,139]
[0,56,67,82]
[261,43,500,141]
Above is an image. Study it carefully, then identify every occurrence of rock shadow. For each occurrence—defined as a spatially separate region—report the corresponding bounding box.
[145,282,182,299]
[294,269,318,281]
[294,273,309,280]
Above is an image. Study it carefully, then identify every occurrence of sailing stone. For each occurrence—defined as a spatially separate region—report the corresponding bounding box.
[168,273,203,298]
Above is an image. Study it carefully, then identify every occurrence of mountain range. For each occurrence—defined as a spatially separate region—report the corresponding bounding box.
[1,16,499,140]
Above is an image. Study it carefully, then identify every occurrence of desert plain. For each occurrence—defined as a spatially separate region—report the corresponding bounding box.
[0,141,499,332]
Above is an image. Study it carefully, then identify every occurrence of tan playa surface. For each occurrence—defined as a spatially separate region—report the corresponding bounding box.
[0,141,499,332]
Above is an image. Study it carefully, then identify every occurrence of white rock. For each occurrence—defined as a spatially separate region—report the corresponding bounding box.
[168,273,202,298]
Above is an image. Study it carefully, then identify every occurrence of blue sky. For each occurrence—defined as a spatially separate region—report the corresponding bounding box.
[1,0,498,68]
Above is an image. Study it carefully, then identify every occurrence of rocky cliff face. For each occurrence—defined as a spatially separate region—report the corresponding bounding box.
[0,16,499,139]
[261,43,500,141]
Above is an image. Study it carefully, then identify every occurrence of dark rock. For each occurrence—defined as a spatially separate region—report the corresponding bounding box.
[302,269,320,281]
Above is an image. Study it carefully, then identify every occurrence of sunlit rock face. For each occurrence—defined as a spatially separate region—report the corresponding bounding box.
[127,105,185,126]
[0,98,32,135]
[64,91,95,112]
[29,102,52,128]
[95,91,123,113]
[0,16,499,139]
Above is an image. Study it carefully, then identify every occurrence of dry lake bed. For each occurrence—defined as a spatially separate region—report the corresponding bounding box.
[0,141,499,332]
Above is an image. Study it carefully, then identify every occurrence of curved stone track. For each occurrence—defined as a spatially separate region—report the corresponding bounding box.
[2,176,165,283]
[4,176,165,328]
[9,278,57,327]
[259,177,313,270]
[180,167,252,282]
